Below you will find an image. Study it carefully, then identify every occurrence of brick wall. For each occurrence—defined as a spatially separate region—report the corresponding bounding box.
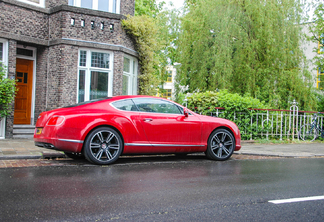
[34,46,48,121]
[5,40,17,138]
[0,2,49,41]
[0,0,138,137]
[113,51,124,96]
[121,0,135,16]
[49,10,135,49]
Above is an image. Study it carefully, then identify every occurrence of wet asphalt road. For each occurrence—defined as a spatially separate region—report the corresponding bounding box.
[0,157,324,221]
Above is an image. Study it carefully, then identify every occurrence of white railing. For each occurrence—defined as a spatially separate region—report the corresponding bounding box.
[199,108,323,140]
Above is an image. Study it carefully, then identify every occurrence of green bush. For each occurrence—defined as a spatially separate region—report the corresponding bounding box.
[187,90,268,114]
[186,90,270,140]
[0,64,17,119]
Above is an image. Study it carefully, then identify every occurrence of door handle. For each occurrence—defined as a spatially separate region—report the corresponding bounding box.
[143,118,153,122]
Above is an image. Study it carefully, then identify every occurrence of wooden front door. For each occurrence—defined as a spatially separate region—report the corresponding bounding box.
[14,58,33,125]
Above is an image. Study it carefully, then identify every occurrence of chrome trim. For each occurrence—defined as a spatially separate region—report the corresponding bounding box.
[125,143,204,147]
[58,139,84,144]
[125,143,152,146]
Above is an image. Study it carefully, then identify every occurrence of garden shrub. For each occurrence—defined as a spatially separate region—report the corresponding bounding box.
[186,90,270,140]
[0,64,17,120]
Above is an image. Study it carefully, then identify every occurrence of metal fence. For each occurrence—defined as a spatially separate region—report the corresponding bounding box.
[202,105,324,141]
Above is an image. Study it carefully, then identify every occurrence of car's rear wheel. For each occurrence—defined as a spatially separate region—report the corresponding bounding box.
[206,128,235,161]
[84,127,123,165]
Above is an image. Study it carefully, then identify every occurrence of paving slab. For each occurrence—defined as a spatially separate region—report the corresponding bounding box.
[236,142,324,157]
[0,139,64,160]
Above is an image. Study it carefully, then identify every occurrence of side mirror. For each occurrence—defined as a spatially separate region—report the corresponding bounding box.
[184,108,189,117]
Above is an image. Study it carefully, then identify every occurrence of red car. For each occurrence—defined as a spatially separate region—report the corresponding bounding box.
[34,96,241,165]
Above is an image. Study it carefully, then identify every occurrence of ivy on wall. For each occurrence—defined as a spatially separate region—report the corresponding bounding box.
[122,15,162,95]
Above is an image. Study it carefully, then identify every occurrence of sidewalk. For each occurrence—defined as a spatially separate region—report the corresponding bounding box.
[236,142,324,157]
[0,139,65,160]
[0,139,323,160]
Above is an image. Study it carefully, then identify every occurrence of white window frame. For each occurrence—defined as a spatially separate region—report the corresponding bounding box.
[123,55,138,95]
[0,39,8,139]
[16,0,45,8]
[70,0,120,14]
[77,48,114,103]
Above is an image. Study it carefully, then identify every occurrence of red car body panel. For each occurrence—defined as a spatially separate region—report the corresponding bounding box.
[34,96,241,155]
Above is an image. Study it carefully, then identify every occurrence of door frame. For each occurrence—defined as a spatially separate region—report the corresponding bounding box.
[16,45,37,125]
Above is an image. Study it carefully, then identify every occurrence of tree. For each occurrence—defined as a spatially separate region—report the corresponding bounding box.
[0,64,17,119]
[123,0,182,95]
[135,0,165,17]
[308,0,324,90]
[176,0,316,110]
[122,15,162,95]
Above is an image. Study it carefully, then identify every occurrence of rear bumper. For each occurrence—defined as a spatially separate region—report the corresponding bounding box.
[34,137,84,153]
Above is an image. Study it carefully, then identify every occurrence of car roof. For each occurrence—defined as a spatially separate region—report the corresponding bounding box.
[64,95,173,108]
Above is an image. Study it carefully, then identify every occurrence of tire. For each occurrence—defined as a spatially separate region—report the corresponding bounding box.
[64,152,84,160]
[206,128,235,161]
[299,124,317,142]
[84,127,123,165]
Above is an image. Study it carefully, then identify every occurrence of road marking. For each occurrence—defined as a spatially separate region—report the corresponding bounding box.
[269,195,324,204]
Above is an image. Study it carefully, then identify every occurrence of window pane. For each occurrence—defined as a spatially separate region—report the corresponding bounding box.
[68,0,73,6]
[78,70,86,103]
[79,51,87,66]
[112,99,138,111]
[122,75,129,95]
[0,43,3,61]
[113,0,116,13]
[98,0,109,12]
[124,57,130,72]
[133,98,181,114]
[90,71,108,100]
[81,0,93,9]
[133,76,137,94]
[133,60,136,74]
[16,48,33,57]
[91,52,110,68]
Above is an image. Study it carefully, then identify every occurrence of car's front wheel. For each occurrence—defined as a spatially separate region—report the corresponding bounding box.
[206,128,235,161]
[84,127,123,165]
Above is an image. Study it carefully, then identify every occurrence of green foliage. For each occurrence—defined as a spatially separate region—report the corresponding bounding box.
[123,2,182,95]
[135,0,165,17]
[122,15,162,95]
[176,0,315,110]
[308,1,324,90]
[315,90,324,112]
[0,64,17,119]
[187,90,268,115]
[186,90,269,139]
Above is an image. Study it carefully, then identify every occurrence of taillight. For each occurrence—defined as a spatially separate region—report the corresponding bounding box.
[47,116,65,126]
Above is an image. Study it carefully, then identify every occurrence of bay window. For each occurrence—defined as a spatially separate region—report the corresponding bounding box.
[122,56,138,95]
[78,49,113,103]
[69,0,120,14]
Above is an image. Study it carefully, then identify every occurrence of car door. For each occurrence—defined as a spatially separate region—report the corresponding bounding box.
[133,98,203,152]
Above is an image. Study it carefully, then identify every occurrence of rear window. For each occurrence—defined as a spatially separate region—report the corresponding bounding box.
[111,99,138,111]
[64,97,112,108]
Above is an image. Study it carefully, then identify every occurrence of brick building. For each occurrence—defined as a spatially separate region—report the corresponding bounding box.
[0,0,139,138]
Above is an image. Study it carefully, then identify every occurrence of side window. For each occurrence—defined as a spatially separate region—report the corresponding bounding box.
[111,99,138,111]
[133,98,182,114]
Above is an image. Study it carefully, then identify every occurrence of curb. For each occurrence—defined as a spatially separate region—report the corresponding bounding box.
[0,152,66,160]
